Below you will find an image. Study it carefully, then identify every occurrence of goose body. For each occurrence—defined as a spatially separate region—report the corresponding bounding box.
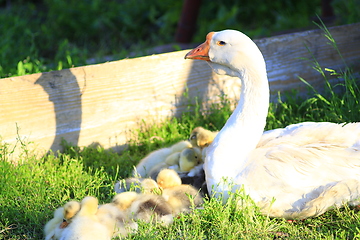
[112,191,139,211]
[44,207,64,240]
[128,193,174,225]
[113,191,174,225]
[96,203,137,238]
[146,145,202,179]
[59,196,111,240]
[134,140,192,177]
[114,177,160,194]
[185,30,360,219]
[157,169,203,214]
[44,201,81,240]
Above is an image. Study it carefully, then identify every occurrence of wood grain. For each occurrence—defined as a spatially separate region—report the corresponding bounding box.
[1,23,359,158]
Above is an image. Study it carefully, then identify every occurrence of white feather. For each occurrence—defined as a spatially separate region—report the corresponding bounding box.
[186,29,360,219]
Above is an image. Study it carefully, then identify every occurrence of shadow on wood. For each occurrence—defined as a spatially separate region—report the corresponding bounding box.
[34,70,82,153]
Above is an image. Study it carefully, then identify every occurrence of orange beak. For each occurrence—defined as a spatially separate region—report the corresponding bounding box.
[60,220,69,229]
[184,32,214,61]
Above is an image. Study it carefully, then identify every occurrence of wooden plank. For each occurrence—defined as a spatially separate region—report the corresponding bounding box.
[257,22,360,99]
[1,23,359,158]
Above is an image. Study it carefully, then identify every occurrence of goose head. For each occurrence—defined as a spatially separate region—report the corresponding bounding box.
[179,147,201,172]
[63,201,81,219]
[156,169,182,189]
[189,126,218,149]
[78,196,99,216]
[185,30,266,79]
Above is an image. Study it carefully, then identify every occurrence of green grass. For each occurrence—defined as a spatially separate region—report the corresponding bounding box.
[1,61,360,239]
[0,145,116,238]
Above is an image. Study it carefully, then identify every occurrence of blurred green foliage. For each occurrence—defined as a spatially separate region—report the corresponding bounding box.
[0,0,359,78]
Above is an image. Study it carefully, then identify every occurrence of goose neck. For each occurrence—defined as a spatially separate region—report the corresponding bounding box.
[207,67,269,179]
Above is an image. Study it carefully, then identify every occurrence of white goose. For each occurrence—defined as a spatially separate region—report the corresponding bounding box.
[185,30,360,219]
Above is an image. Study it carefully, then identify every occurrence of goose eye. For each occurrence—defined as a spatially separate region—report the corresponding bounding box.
[216,41,226,46]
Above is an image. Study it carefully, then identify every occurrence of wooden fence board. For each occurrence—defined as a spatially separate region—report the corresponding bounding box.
[1,23,359,157]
